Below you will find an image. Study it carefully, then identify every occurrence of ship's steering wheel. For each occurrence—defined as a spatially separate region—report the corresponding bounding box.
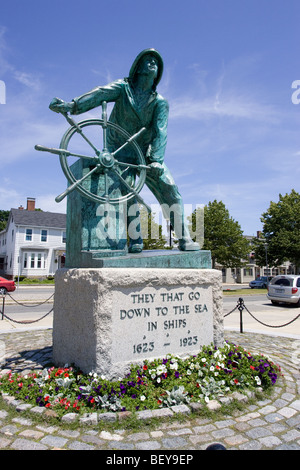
[35,101,151,211]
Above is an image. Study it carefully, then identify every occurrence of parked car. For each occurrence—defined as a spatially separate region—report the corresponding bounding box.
[267,275,300,306]
[0,276,16,295]
[249,276,272,289]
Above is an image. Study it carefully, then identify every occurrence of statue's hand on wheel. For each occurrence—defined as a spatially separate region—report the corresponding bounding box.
[49,97,74,114]
[148,162,164,176]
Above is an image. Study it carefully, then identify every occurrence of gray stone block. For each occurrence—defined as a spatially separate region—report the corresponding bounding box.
[53,267,223,379]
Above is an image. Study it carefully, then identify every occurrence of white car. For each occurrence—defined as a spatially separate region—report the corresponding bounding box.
[267,275,300,306]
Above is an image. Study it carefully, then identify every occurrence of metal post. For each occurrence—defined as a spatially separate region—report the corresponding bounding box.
[1,295,5,321]
[237,297,245,333]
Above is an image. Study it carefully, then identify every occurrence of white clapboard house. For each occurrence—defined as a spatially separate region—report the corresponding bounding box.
[0,198,66,280]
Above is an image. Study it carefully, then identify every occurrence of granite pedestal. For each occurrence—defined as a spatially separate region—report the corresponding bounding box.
[53,263,223,380]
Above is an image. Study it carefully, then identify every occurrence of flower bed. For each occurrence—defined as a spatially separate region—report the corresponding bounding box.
[0,341,281,417]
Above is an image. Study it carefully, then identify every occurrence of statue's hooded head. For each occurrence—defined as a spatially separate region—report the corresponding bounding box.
[129,48,164,91]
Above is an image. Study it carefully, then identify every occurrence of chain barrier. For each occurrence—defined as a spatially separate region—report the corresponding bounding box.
[6,292,54,307]
[0,293,54,325]
[1,293,300,330]
[224,297,300,333]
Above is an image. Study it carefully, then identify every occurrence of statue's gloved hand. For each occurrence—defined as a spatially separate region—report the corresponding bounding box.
[148,162,164,176]
[49,97,74,114]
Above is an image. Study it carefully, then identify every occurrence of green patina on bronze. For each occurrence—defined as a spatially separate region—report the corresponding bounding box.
[35,49,211,268]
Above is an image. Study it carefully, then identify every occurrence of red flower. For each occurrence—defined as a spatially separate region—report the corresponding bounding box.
[143,365,148,371]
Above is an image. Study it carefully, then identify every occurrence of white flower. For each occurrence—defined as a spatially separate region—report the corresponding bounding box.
[170,361,178,370]
[210,366,214,372]
[255,376,261,385]
[140,395,146,401]
[156,364,167,375]
[201,358,206,362]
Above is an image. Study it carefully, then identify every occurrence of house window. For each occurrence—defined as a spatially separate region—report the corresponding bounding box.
[23,252,45,269]
[25,228,32,241]
[37,253,42,268]
[41,230,47,242]
[62,231,66,243]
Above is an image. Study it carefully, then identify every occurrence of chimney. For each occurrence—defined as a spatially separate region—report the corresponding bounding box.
[27,197,36,211]
[18,205,24,210]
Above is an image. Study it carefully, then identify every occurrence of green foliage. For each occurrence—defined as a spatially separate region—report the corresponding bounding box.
[0,341,281,417]
[189,200,250,268]
[140,206,167,250]
[0,210,10,231]
[254,190,300,269]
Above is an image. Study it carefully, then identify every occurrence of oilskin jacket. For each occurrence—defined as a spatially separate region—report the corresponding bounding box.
[71,78,169,165]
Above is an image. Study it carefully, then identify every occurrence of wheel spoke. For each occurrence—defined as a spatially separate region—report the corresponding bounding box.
[111,127,146,158]
[102,101,108,151]
[111,168,151,212]
[104,171,109,198]
[55,165,99,202]
[35,145,98,162]
[116,161,149,170]
[62,113,100,155]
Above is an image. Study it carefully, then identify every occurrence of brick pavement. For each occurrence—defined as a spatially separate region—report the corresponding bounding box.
[0,328,299,451]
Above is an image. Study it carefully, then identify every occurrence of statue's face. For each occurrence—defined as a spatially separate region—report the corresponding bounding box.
[137,54,158,79]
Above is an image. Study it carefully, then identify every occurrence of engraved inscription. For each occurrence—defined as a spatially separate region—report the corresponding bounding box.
[111,286,213,363]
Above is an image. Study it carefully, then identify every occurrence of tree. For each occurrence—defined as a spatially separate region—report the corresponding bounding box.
[0,210,10,231]
[140,206,167,250]
[253,189,300,271]
[189,200,250,269]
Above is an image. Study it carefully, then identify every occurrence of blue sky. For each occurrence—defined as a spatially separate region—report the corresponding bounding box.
[0,0,299,236]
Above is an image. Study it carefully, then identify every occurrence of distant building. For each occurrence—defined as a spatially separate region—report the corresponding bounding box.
[0,198,66,280]
[217,233,295,284]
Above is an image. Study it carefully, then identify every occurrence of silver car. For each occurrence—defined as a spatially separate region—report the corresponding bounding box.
[249,276,272,289]
[267,275,300,306]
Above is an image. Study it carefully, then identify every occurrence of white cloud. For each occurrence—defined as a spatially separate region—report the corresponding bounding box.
[169,93,279,123]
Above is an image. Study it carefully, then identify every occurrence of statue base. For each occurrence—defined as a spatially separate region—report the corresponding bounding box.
[76,249,211,269]
[53,267,223,380]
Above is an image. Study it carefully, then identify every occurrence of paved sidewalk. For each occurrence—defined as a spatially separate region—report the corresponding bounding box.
[0,328,299,450]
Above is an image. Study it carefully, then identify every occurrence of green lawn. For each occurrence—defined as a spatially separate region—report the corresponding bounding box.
[223,287,268,296]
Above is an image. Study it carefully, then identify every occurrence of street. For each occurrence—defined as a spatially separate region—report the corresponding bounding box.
[1,286,300,337]
[0,286,54,330]
[223,292,300,336]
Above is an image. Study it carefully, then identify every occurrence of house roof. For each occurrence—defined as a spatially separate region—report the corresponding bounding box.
[10,208,66,229]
